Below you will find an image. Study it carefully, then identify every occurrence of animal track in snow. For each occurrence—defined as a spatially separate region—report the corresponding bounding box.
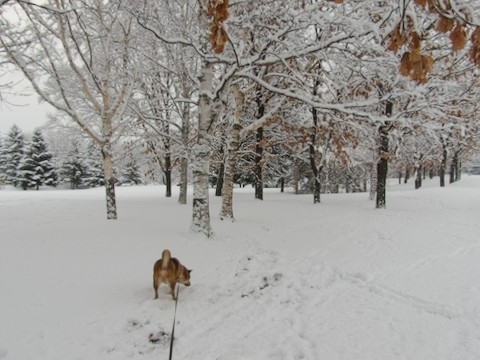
[338,271,463,320]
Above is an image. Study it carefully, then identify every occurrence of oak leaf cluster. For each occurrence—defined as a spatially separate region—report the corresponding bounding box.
[207,0,229,54]
[388,0,480,83]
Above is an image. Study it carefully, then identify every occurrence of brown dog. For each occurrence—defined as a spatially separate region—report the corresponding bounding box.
[153,249,191,300]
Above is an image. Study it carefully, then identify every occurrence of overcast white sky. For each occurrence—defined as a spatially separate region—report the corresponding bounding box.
[0,71,52,136]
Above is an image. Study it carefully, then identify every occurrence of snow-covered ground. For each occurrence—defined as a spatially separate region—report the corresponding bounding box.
[1,176,480,360]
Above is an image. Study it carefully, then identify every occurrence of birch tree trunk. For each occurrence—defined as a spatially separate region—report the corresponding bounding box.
[190,60,213,236]
[0,1,133,220]
[101,142,117,220]
[220,86,243,220]
[178,102,190,205]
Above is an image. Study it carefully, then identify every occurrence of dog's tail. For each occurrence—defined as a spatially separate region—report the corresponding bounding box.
[161,249,171,271]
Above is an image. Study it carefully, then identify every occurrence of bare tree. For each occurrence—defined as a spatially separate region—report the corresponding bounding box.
[0,0,136,219]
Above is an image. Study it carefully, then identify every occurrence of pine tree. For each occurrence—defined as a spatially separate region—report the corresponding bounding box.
[60,141,87,189]
[3,125,25,187]
[83,142,104,188]
[17,129,58,190]
[121,153,142,186]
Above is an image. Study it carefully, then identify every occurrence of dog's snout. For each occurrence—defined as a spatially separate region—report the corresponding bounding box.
[185,281,191,287]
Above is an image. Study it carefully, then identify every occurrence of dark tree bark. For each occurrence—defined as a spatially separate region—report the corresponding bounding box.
[309,82,322,204]
[254,127,264,200]
[165,152,172,197]
[440,145,447,187]
[215,162,225,197]
[376,101,393,209]
[450,150,460,183]
[415,165,422,189]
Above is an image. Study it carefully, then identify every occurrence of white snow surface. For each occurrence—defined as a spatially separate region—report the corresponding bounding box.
[1,177,480,360]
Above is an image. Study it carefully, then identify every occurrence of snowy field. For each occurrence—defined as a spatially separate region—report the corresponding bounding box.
[1,176,480,360]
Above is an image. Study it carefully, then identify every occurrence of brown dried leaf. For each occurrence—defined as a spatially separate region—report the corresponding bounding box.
[214,0,229,22]
[409,32,421,51]
[450,24,467,52]
[207,0,229,22]
[387,24,406,53]
[410,57,423,79]
[421,54,434,74]
[469,28,480,67]
[436,16,455,33]
[209,22,228,54]
[470,27,480,47]
[414,0,427,7]
[409,47,422,63]
[400,52,433,83]
[400,52,412,76]
[427,0,437,13]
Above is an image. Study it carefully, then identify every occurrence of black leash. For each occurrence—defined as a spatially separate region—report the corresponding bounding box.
[168,284,179,360]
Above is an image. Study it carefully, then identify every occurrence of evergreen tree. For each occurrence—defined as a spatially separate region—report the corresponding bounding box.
[60,140,87,189]
[121,153,143,185]
[17,129,58,190]
[3,125,25,187]
[83,142,104,188]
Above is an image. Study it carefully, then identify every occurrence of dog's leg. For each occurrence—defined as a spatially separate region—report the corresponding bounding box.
[153,276,159,299]
[169,281,177,300]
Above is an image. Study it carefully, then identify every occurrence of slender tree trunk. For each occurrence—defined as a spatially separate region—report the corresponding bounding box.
[215,162,224,197]
[449,162,455,184]
[178,156,188,204]
[404,166,409,184]
[220,86,242,220]
[279,177,285,193]
[415,164,422,189]
[254,84,265,200]
[178,103,189,205]
[456,154,462,181]
[309,127,321,203]
[376,101,392,209]
[376,142,388,208]
[101,141,117,220]
[309,150,321,203]
[450,150,459,183]
[191,60,213,236]
[294,161,300,195]
[369,162,377,201]
[220,123,240,219]
[254,127,264,200]
[440,145,447,187]
[310,82,321,204]
[165,153,172,197]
